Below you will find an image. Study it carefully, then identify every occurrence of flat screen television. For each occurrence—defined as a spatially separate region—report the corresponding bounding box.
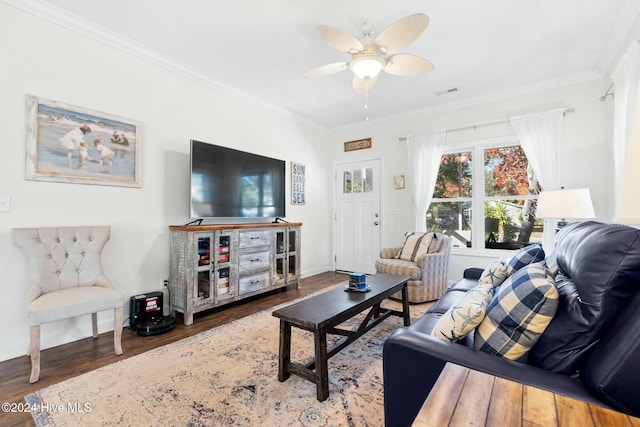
[190,140,286,220]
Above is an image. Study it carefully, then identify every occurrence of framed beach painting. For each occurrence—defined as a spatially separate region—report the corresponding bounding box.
[25,95,142,187]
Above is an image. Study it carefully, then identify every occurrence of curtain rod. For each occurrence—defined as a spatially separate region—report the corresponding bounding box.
[600,82,614,101]
[601,39,640,101]
[398,107,575,141]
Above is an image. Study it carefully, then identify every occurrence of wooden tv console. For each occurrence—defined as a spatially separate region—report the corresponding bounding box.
[169,222,301,325]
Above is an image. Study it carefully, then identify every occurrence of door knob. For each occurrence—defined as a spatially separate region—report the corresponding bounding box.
[374,221,379,226]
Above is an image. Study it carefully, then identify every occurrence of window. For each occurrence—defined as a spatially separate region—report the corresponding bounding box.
[426,140,543,250]
[343,167,373,193]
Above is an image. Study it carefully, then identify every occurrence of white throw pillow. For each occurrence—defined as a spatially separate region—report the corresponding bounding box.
[396,232,435,262]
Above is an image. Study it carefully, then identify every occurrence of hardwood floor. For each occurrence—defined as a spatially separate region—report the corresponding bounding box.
[0,271,346,427]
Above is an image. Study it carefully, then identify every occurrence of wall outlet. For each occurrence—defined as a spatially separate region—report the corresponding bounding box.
[0,195,10,212]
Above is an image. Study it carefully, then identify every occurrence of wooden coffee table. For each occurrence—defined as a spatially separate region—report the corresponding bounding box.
[272,273,410,401]
[412,363,640,426]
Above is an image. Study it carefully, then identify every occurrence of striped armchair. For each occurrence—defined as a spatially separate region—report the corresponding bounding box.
[375,233,451,303]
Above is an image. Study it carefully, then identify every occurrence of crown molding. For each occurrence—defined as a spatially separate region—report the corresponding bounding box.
[596,0,640,77]
[5,0,635,134]
[2,0,329,132]
[332,69,603,133]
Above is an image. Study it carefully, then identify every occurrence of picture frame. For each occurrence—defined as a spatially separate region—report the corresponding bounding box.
[394,175,405,189]
[291,161,305,205]
[25,95,142,187]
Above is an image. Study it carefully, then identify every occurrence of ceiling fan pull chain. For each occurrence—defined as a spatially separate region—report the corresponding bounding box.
[364,88,369,121]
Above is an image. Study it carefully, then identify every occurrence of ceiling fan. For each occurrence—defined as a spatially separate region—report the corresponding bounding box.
[305,13,434,94]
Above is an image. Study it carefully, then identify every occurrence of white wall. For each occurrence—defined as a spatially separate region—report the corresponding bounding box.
[330,78,614,281]
[0,4,333,361]
[2,2,634,364]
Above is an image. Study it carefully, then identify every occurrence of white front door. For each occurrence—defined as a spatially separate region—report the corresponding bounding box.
[335,159,381,274]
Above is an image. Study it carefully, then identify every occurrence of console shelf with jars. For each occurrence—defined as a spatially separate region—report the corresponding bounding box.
[169,222,301,325]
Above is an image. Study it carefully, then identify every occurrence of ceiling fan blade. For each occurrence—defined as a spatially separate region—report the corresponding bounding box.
[375,13,429,55]
[352,75,377,94]
[316,25,363,53]
[304,62,349,77]
[384,54,434,76]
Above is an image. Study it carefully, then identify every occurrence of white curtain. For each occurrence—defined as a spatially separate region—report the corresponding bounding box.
[510,109,565,254]
[406,131,446,231]
[510,109,564,190]
[612,41,640,205]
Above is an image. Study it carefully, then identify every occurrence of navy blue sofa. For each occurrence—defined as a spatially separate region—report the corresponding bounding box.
[383,221,640,426]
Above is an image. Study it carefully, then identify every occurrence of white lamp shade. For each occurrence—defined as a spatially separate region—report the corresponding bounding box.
[536,188,595,219]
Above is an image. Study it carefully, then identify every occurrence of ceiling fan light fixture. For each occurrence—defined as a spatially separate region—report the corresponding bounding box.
[307,13,432,93]
[350,56,385,79]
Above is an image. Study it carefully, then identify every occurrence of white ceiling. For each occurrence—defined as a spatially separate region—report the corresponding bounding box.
[9,0,640,130]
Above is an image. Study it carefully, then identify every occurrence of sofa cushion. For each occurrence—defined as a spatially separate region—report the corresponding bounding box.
[428,278,474,315]
[449,278,478,292]
[529,221,640,375]
[506,244,545,275]
[374,258,422,280]
[428,288,468,314]
[474,261,558,360]
[396,232,437,262]
[412,312,475,348]
[431,284,494,342]
[410,312,442,335]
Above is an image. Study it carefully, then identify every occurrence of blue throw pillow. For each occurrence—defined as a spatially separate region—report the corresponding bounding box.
[506,244,545,275]
[474,261,558,360]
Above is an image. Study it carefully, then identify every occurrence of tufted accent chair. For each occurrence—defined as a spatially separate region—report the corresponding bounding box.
[375,233,451,303]
[12,226,124,383]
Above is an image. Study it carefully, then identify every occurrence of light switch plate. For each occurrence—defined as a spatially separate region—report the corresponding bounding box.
[0,195,11,212]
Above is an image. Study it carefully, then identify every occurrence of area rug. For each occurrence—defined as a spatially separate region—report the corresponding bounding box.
[25,291,430,426]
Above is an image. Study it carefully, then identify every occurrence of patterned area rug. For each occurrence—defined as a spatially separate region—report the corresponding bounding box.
[25,290,430,426]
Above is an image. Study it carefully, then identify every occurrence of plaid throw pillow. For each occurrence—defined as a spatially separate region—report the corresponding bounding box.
[431,283,494,342]
[474,261,558,360]
[506,244,545,275]
[396,232,436,262]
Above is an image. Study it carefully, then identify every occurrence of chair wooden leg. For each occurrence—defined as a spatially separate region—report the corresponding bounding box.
[92,312,99,338]
[114,307,123,356]
[29,325,41,383]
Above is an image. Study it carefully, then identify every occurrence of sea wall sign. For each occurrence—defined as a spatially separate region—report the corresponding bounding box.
[291,161,305,205]
[344,138,372,152]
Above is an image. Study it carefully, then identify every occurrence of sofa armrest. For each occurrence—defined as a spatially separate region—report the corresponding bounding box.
[415,251,447,268]
[379,247,401,259]
[463,267,484,280]
[383,328,606,427]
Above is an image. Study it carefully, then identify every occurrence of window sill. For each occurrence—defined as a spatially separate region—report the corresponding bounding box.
[450,244,532,258]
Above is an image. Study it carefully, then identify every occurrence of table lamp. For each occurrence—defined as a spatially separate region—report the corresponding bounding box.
[536,188,595,229]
